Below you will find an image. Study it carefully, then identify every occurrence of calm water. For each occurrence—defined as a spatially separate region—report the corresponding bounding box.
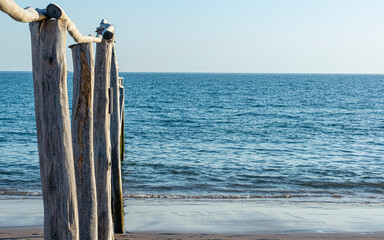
[1,72,384,202]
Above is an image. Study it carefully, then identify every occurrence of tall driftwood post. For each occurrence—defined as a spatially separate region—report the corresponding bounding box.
[110,47,124,233]
[70,43,98,240]
[94,38,114,240]
[29,19,79,240]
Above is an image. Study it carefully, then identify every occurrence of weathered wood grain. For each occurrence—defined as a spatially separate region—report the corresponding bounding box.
[29,19,79,240]
[46,3,102,43]
[0,0,46,22]
[70,43,98,240]
[94,38,114,240]
[47,4,115,43]
[110,47,124,234]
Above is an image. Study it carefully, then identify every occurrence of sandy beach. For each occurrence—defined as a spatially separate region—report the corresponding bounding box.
[1,227,384,240]
[1,198,384,239]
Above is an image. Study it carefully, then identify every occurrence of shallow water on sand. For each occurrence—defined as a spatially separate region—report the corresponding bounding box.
[1,198,384,234]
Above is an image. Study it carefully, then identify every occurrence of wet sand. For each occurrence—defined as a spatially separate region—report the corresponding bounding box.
[1,227,384,240]
[118,232,384,240]
[1,198,384,239]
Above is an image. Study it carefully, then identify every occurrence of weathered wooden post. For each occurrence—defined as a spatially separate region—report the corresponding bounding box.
[94,35,114,239]
[119,77,125,164]
[70,43,98,240]
[29,19,79,240]
[110,47,124,233]
[3,2,121,239]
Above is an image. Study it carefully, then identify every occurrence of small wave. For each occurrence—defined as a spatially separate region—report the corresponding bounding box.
[123,193,342,200]
[298,181,384,189]
[0,188,41,196]
[270,104,289,108]
[5,130,36,136]
[169,169,196,175]
[160,119,196,125]
[234,112,264,117]
[251,104,266,108]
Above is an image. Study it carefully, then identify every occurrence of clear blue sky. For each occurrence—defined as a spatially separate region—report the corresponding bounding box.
[1,0,384,73]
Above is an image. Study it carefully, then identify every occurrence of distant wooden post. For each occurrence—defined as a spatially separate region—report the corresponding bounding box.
[119,77,124,163]
[94,38,114,240]
[110,47,124,233]
[29,19,79,240]
[70,43,98,240]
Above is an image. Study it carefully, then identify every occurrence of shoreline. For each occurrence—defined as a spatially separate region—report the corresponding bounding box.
[1,198,384,239]
[1,227,384,240]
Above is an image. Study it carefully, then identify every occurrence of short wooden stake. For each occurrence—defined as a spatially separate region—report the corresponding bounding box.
[110,47,124,233]
[94,38,114,240]
[70,43,98,240]
[29,19,79,240]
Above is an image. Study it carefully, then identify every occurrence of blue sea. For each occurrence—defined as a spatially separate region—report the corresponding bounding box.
[1,72,384,203]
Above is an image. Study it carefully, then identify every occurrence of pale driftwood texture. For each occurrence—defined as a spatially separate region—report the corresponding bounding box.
[0,1,104,43]
[70,43,98,240]
[94,38,114,240]
[47,4,115,42]
[29,19,79,240]
[110,47,124,234]
[0,0,46,22]
[109,87,113,114]
[46,3,102,43]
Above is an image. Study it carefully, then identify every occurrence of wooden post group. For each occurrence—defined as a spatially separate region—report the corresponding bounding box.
[1,1,124,238]
[29,17,123,240]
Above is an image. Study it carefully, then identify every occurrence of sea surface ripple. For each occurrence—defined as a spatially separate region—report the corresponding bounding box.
[1,72,384,202]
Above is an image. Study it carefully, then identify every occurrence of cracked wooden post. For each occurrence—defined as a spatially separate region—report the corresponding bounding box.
[110,46,124,233]
[94,37,114,239]
[29,19,79,240]
[70,43,98,240]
